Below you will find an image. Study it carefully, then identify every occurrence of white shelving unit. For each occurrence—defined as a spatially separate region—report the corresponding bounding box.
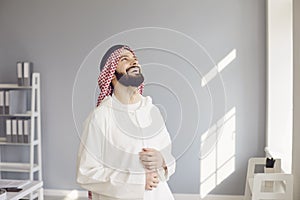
[0,73,42,183]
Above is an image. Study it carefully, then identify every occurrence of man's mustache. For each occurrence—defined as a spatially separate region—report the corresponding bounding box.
[126,65,141,73]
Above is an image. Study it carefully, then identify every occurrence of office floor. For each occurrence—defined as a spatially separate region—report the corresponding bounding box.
[44,197,86,200]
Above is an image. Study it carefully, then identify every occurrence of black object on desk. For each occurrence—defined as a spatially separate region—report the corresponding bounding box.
[266,157,276,168]
[0,187,22,192]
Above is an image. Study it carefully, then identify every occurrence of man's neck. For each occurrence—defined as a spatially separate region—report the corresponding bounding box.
[113,86,141,104]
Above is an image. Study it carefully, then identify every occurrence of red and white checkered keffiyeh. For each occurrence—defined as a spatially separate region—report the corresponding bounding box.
[96,46,144,107]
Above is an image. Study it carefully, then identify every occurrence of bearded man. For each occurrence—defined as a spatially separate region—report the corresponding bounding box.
[77,45,176,200]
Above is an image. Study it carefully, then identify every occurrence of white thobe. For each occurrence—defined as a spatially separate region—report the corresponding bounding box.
[77,94,176,200]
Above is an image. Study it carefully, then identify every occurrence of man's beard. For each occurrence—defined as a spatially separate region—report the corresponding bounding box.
[114,70,144,87]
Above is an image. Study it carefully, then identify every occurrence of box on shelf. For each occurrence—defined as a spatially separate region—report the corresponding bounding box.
[16,61,33,86]
[5,119,11,143]
[11,118,18,143]
[0,91,4,114]
[17,119,24,143]
[17,61,23,86]
[23,119,31,143]
[5,118,31,144]
[3,90,28,115]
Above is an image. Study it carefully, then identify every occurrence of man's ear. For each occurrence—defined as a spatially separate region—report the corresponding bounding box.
[111,74,116,88]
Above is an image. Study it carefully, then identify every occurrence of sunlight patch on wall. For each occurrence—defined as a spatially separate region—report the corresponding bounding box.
[199,107,236,198]
[201,49,237,87]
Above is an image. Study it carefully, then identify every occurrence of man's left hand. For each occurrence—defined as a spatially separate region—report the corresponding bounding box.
[139,148,165,170]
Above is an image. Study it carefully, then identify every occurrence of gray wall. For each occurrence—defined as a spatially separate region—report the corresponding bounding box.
[0,0,266,195]
[293,0,300,199]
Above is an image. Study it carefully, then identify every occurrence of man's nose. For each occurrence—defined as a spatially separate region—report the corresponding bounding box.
[131,59,138,66]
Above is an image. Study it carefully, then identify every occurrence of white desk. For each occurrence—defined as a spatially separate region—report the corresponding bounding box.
[6,181,43,200]
[244,158,293,200]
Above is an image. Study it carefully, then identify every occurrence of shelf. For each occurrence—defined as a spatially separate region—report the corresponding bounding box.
[0,162,40,173]
[0,84,32,90]
[0,73,42,182]
[0,112,38,117]
[0,140,39,146]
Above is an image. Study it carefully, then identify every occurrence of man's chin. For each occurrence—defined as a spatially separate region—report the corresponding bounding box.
[118,81,143,88]
[115,72,144,88]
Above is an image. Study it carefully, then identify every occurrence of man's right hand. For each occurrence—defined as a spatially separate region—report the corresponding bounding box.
[145,171,159,190]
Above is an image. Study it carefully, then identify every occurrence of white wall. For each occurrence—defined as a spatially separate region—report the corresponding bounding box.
[266,0,293,172]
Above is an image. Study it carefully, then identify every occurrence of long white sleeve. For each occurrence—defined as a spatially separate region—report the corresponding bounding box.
[76,109,145,199]
[157,127,176,182]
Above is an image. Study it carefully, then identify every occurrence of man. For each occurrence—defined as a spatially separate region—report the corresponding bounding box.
[77,45,176,200]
